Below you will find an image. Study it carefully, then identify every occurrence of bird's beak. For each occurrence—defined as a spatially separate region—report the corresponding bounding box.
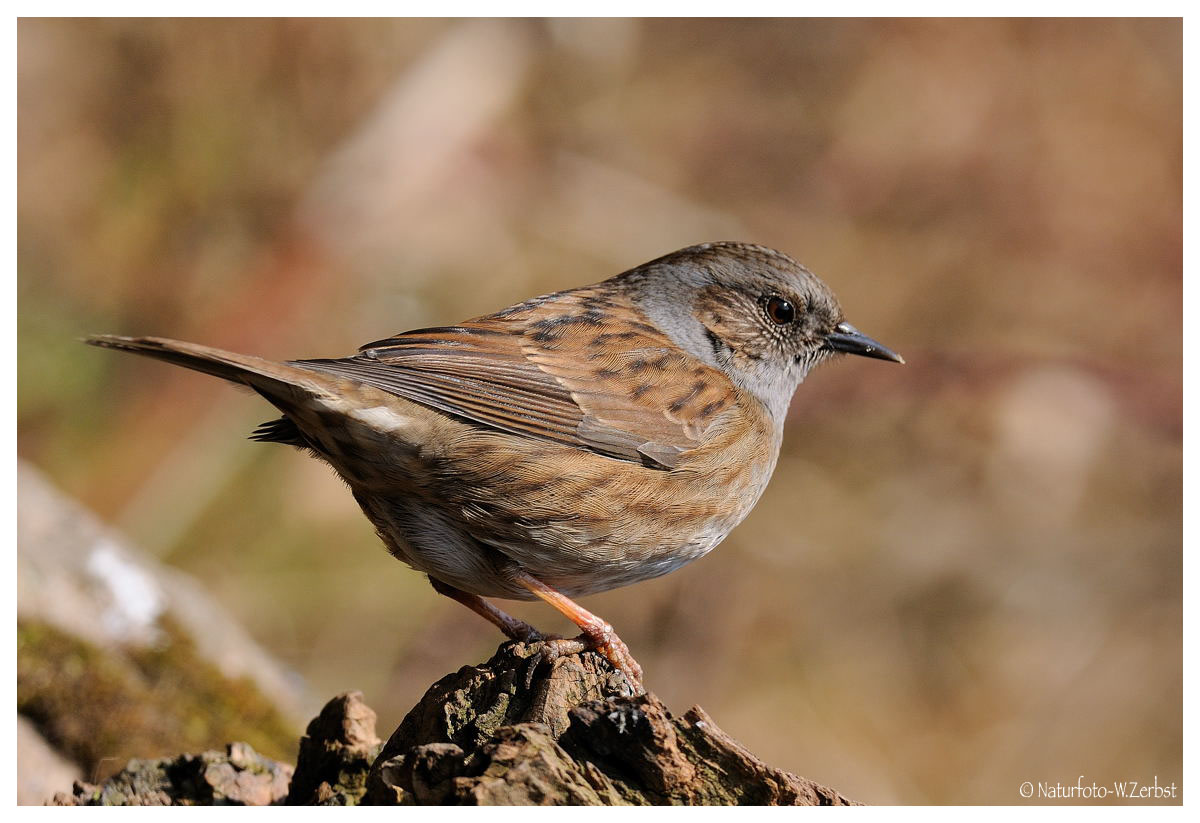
[826,322,905,364]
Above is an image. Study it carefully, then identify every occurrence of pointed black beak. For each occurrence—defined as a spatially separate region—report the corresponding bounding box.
[826,322,905,364]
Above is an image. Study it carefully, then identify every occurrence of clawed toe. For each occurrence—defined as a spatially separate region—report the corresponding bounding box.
[564,630,645,694]
[522,636,583,688]
[520,633,644,693]
[583,629,645,693]
[512,624,545,644]
[508,571,647,693]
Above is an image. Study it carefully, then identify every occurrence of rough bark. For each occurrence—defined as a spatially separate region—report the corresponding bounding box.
[51,743,292,806]
[285,691,381,805]
[362,641,857,805]
[52,641,857,806]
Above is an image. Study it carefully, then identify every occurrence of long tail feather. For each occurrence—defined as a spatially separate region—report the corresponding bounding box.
[83,335,333,398]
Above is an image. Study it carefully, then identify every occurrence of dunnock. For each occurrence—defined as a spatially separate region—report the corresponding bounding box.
[87,242,902,692]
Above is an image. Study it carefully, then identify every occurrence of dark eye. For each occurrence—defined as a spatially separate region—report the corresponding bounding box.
[765,296,796,325]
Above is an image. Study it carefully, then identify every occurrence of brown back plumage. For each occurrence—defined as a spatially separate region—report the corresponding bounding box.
[294,284,736,469]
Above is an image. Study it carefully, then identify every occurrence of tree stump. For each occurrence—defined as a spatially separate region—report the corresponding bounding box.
[54,641,857,806]
[361,641,856,805]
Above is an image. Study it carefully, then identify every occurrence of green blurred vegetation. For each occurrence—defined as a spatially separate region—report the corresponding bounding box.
[17,618,296,782]
[17,19,1180,803]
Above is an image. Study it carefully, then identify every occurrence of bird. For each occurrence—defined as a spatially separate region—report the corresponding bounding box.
[86,241,902,693]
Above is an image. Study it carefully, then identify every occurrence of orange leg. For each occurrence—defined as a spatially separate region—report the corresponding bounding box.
[510,570,645,694]
[429,577,543,643]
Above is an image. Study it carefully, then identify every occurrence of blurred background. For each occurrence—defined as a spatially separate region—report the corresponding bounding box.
[17,18,1180,804]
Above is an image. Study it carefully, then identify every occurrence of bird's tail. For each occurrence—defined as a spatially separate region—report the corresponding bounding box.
[83,334,337,403]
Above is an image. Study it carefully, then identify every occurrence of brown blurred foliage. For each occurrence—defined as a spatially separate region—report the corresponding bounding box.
[17,18,1180,803]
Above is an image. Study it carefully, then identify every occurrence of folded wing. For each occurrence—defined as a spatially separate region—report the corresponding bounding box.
[295,287,734,469]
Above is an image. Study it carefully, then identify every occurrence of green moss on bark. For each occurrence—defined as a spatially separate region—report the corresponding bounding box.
[17,617,296,782]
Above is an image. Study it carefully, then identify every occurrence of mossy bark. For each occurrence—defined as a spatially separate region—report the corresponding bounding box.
[52,641,857,806]
[362,641,856,806]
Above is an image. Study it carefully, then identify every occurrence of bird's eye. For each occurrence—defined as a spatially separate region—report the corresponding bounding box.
[765,296,796,325]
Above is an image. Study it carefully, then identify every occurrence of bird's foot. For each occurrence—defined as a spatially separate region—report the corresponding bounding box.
[533,624,644,694]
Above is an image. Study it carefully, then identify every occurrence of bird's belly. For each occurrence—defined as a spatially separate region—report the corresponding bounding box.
[329,409,778,601]
[356,487,738,600]
[535,520,731,597]
[350,453,767,601]
[352,490,534,599]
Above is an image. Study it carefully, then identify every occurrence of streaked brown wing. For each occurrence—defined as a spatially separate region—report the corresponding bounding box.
[295,324,584,448]
[294,286,735,468]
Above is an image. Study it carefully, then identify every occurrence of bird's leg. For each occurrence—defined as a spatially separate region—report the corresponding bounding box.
[429,577,543,643]
[510,569,645,694]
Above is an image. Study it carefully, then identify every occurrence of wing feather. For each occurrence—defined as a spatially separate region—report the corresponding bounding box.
[294,286,735,468]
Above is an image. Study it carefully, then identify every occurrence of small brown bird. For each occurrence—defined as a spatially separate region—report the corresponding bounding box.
[87,242,901,692]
